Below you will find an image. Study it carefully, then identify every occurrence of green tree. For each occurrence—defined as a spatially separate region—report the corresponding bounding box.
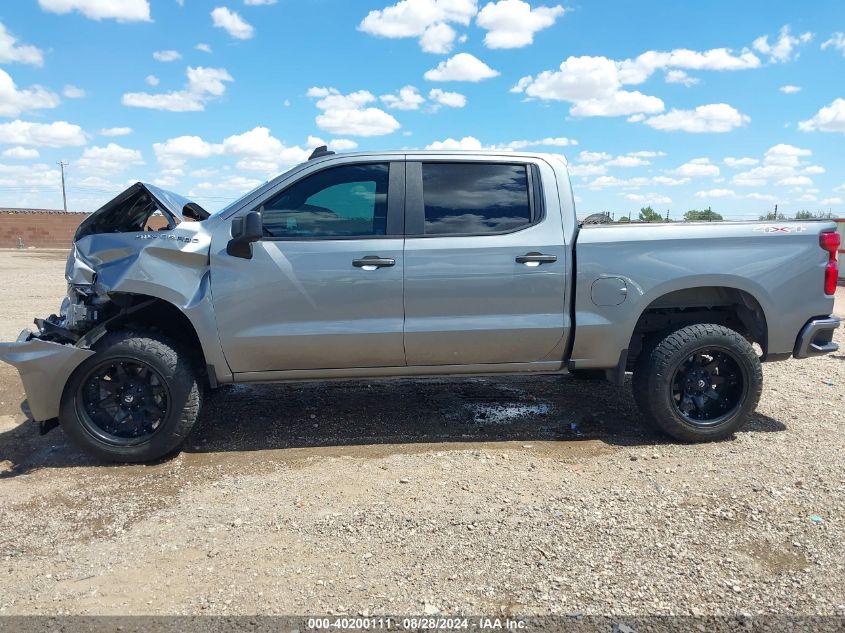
[759,211,786,221]
[794,210,832,219]
[618,215,631,223]
[638,206,663,222]
[684,208,724,222]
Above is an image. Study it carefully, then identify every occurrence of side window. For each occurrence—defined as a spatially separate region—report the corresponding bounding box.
[421,163,532,235]
[261,163,389,238]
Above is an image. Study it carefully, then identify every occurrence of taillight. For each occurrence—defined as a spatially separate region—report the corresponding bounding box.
[820,230,840,295]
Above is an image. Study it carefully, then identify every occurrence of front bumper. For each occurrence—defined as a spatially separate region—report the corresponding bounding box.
[793,316,841,359]
[0,329,94,422]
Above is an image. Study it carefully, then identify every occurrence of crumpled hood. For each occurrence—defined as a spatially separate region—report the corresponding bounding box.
[74,182,209,241]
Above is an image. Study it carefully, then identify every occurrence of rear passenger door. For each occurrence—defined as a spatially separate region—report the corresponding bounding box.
[402,158,568,366]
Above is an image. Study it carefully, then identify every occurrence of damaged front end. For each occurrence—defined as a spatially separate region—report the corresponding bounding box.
[0,182,214,425]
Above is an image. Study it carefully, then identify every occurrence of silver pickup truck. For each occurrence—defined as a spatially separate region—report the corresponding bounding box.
[0,148,840,462]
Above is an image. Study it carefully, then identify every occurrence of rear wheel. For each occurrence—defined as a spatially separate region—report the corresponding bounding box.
[632,324,762,442]
[59,330,200,462]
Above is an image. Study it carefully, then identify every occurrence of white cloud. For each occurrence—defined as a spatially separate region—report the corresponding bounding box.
[0,21,45,66]
[2,146,39,159]
[153,135,224,169]
[63,84,85,98]
[77,143,144,173]
[745,192,777,203]
[512,56,664,117]
[675,158,720,178]
[419,22,457,54]
[0,120,86,147]
[644,103,750,133]
[153,50,182,62]
[570,90,664,117]
[0,69,61,117]
[223,127,313,172]
[307,87,401,136]
[425,136,483,150]
[196,43,213,54]
[752,25,813,63]
[380,85,426,110]
[476,0,564,49]
[578,151,611,163]
[764,143,811,166]
[424,53,499,81]
[359,0,477,54]
[780,85,801,94]
[606,155,649,168]
[776,175,813,187]
[798,98,845,134]
[211,6,254,39]
[624,193,672,205]
[650,176,689,186]
[617,47,761,84]
[568,164,606,177]
[123,66,234,112]
[731,144,815,187]
[724,157,758,168]
[694,188,735,199]
[664,70,699,86]
[428,88,466,108]
[100,126,132,137]
[505,137,576,149]
[38,0,151,22]
[145,75,160,87]
[822,32,845,56]
[327,138,358,151]
[821,197,842,205]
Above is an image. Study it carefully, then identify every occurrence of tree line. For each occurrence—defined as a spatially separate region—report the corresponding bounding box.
[612,207,837,223]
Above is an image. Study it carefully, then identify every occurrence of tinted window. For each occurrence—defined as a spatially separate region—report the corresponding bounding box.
[261,164,389,238]
[422,163,531,235]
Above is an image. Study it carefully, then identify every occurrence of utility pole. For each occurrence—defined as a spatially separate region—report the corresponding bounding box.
[57,161,68,212]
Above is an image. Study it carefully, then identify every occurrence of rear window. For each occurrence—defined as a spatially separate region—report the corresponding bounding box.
[421,163,532,235]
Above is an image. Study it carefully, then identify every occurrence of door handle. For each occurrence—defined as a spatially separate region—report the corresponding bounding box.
[352,256,396,270]
[516,252,557,266]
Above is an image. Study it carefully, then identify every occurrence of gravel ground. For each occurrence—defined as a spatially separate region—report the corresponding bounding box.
[0,249,843,617]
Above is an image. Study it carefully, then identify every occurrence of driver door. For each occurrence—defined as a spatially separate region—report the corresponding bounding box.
[210,160,406,374]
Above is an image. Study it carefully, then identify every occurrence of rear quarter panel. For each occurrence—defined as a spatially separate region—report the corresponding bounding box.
[571,221,836,368]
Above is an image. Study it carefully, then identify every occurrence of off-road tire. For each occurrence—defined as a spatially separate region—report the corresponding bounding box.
[632,324,762,442]
[59,330,201,462]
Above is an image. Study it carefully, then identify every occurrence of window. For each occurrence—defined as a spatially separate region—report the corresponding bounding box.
[421,163,532,235]
[261,164,389,238]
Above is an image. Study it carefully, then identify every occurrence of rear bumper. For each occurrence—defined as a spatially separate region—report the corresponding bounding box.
[793,316,841,359]
[0,329,94,422]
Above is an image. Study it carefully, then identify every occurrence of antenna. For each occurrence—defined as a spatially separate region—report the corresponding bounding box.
[308,145,335,160]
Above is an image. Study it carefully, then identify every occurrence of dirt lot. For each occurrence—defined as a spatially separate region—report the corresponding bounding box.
[0,249,843,617]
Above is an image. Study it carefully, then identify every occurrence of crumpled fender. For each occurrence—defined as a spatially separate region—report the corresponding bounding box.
[0,330,95,421]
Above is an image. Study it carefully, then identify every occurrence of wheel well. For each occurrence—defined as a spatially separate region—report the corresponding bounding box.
[627,287,768,368]
[96,294,210,386]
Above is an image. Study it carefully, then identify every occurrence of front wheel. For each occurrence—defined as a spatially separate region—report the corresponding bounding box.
[59,330,201,462]
[632,324,762,442]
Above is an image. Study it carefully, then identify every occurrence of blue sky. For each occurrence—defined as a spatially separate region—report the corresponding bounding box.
[0,0,843,218]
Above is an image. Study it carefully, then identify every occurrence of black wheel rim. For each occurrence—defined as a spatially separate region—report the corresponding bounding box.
[670,347,746,427]
[77,358,170,446]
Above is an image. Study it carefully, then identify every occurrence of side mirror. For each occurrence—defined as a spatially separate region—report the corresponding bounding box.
[227,211,263,259]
